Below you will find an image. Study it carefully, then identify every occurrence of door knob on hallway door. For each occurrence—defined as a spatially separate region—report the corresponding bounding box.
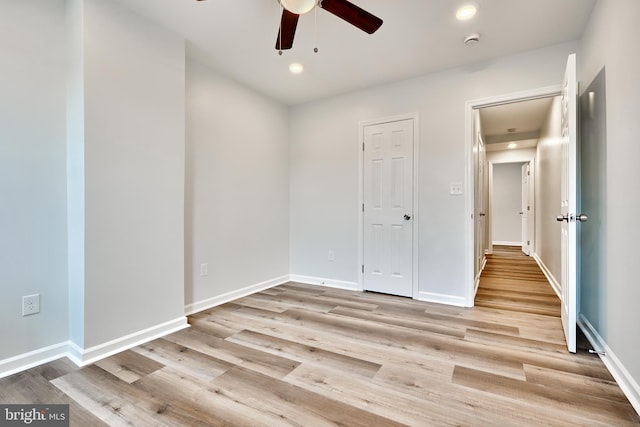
[556,214,569,222]
[577,214,588,222]
[404,214,411,220]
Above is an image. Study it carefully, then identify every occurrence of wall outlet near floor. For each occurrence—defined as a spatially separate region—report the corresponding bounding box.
[22,294,40,316]
[200,263,209,277]
[328,250,335,261]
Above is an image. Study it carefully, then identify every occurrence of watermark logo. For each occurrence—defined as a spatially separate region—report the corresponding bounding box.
[0,405,69,426]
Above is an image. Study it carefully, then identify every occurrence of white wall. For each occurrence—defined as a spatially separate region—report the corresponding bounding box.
[492,163,523,244]
[0,0,69,359]
[77,0,187,348]
[535,97,562,285]
[580,0,640,400]
[67,0,86,349]
[184,59,290,312]
[290,42,578,303]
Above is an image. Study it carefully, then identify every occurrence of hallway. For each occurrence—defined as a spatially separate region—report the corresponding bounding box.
[476,245,560,317]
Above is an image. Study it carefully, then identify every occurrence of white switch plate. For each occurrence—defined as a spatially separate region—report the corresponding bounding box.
[450,183,463,195]
[328,250,335,261]
[22,294,40,316]
[200,263,208,277]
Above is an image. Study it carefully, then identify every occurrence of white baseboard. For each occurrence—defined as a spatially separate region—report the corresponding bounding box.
[532,252,561,298]
[417,291,467,307]
[184,275,290,316]
[0,316,189,378]
[290,274,360,291]
[492,241,522,246]
[578,314,640,416]
[474,255,487,298]
[0,342,69,379]
[67,316,189,366]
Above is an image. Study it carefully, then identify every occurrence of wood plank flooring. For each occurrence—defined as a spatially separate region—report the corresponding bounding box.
[1,251,638,425]
[476,245,561,316]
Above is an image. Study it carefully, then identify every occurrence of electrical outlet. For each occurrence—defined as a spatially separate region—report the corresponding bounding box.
[22,294,40,316]
[200,263,208,277]
[328,250,335,261]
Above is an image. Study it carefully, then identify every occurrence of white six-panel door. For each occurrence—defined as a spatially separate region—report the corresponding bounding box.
[559,54,578,353]
[363,119,414,297]
[521,163,530,255]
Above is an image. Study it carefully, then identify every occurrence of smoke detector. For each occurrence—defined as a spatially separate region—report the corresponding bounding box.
[464,33,480,46]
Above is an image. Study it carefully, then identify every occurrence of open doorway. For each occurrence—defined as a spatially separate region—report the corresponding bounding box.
[468,92,570,306]
[477,94,567,293]
[481,96,552,258]
[470,94,555,294]
[466,55,581,354]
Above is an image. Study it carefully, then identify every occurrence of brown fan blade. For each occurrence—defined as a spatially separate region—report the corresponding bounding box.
[275,9,299,50]
[319,0,383,34]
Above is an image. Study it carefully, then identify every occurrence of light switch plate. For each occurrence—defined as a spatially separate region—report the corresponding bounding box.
[450,183,463,195]
[200,263,209,277]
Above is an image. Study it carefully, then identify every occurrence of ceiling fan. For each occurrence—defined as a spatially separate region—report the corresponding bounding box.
[276,0,383,51]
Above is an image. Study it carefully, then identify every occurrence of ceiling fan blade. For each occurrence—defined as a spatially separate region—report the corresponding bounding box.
[275,9,299,50]
[319,0,383,34]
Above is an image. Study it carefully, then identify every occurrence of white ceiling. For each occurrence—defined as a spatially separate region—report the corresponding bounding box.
[480,96,555,137]
[485,139,538,152]
[112,0,596,105]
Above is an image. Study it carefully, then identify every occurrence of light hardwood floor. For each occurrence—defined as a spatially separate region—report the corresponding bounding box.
[2,249,639,426]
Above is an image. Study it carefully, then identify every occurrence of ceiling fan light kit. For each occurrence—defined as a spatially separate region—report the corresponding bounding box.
[280,0,316,15]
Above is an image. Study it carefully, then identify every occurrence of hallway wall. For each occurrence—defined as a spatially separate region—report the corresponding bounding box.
[535,96,563,286]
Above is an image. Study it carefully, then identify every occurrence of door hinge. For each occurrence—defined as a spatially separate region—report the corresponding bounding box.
[362,203,365,212]
[363,142,365,151]
[527,206,531,211]
[362,264,364,273]
[528,171,531,176]
[527,240,530,245]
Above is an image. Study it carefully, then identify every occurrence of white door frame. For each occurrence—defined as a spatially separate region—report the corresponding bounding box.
[358,113,420,298]
[464,87,561,306]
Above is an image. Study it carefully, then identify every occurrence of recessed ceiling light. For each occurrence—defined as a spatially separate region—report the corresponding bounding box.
[289,63,304,74]
[456,4,477,21]
[507,143,517,149]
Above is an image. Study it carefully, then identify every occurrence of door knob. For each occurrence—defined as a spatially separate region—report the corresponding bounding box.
[577,214,588,222]
[479,212,486,217]
[556,214,569,222]
[404,214,411,220]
